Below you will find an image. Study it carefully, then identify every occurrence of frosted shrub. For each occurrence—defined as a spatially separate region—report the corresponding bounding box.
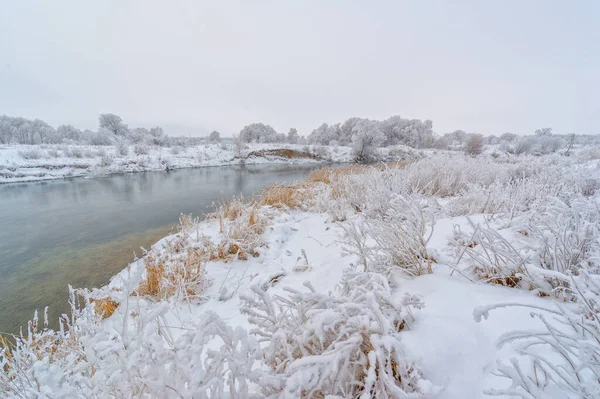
[369,195,434,275]
[460,221,530,288]
[342,194,435,275]
[447,176,565,218]
[528,196,600,277]
[134,143,150,155]
[116,140,129,156]
[70,147,83,158]
[1,295,262,398]
[17,148,43,159]
[474,273,600,398]
[402,155,509,197]
[207,196,270,261]
[83,148,95,158]
[99,154,113,168]
[240,271,429,398]
[46,148,60,158]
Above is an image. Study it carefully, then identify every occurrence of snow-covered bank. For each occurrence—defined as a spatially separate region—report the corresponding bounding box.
[0,143,358,184]
[2,153,600,398]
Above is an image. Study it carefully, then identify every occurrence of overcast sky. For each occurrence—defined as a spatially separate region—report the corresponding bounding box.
[1,1,599,136]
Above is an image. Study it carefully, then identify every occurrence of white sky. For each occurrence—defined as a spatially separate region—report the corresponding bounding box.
[1,0,599,136]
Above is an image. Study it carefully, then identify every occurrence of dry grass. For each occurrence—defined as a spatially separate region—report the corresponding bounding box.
[307,162,409,185]
[259,183,311,209]
[247,149,321,160]
[208,196,247,221]
[135,248,206,300]
[90,297,119,319]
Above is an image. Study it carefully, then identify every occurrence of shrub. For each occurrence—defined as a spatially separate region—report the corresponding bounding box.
[116,141,129,156]
[207,196,269,261]
[70,147,83,158]
[0,293,261,398]
[344,194,435,275]
[240,271,430,398]
[99,155,113,168]
[46,148,60,158]
[464,134,484,155]
[133,144,150,155]
[17,148,43,159]
[83,148,95,158]
[474,273,600,398]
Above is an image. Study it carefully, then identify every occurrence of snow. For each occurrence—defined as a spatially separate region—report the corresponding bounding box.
[0,143,356,184]
[2,151,600,397]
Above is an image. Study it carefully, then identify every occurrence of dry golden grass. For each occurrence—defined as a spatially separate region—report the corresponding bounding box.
[247,149,320,160]
[0,335,13,373]
[208,197,247,221]
[135,248,206,300]
[307,162,410,185]
[259,184,310,209]
[90,297,119,319]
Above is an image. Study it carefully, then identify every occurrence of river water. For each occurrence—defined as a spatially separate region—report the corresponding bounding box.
[0,164,324,334]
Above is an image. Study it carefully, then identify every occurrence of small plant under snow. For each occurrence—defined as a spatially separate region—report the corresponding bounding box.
[241,271,431,398]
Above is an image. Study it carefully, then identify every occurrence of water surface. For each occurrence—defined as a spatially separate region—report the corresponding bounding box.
[0,164,324,334]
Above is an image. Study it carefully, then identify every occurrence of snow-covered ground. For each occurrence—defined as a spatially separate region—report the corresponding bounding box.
[0,143,346,184]
[2,152,600,397]
[0,143,425,184]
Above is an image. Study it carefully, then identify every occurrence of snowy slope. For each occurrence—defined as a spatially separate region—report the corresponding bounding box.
[2,153,599,398]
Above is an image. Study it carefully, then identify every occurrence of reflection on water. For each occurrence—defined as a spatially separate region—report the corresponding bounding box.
[0,164,324,334]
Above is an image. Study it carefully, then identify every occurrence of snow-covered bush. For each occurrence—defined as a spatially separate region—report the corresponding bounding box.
[209,130,221,142]
[46,148,60,158]
[464,134,484,155]
[459,221,530,288]
[351,119,385,163]
[17,148,43,159]
[0,295,262,398]
[240,271,430,398]
[528,196,600,278]
[70,147,83,158]
[207,197,269,261]
[133,143,150,155]
[99,154,113,168]
[116,140,129,156]
[474,273,600,398]
[344,194,435,275]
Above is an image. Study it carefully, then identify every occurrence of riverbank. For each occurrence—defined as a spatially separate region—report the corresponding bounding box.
[2,153,600,397]
[0,143,421,184]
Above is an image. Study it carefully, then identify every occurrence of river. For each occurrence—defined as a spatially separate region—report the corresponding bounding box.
[0,164,324,334]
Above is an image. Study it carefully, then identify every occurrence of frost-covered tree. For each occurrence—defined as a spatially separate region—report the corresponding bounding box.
[534,127,552,136]
[232,133,245,157]
[0,118,17,144]
[287,128,299,144]
[209,130,221,142]
[99,113,128,136]
[500,132,517,142]
[239,122,278,143]
[149,126,163,138]
[307,122,339,145]
[465,134,484,155]
[351,119,385,163]
[57,124,82,142]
